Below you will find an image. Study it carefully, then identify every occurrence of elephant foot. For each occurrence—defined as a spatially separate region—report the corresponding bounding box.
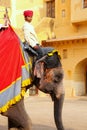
[57,127,64,130]
[8,118,32,130]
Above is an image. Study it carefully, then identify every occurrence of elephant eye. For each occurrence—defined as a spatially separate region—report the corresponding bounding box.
[53,79,58,83]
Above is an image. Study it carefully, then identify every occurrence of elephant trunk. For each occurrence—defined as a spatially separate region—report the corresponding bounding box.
[53,94,65,130]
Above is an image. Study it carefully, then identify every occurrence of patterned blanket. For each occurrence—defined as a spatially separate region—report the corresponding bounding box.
[0,26,32,113]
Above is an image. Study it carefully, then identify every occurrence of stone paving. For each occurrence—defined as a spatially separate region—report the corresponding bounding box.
[0,96,87,130]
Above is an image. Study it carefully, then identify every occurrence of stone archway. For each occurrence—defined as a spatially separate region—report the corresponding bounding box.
[73,58,87,96]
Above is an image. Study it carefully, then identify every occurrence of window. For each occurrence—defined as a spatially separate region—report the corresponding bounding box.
[62,9,65,17]
[63,49,67,59]
[83,0,87,8]
[46,0,55,18]
[61,0,65,3]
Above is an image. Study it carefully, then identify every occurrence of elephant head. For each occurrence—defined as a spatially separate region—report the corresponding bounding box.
[40,67,64,98]
[33,49,64,100]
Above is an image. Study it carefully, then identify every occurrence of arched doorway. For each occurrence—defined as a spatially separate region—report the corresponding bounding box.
[73,58,87,96]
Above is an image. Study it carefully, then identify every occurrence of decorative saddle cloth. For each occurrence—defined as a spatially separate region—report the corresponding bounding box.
[24,42,61,69]
[0,26,32,113]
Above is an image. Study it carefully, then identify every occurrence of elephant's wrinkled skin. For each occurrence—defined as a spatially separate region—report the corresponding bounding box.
[2,98,32,130]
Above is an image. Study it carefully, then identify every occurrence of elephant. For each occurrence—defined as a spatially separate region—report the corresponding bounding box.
[0,26,65,130]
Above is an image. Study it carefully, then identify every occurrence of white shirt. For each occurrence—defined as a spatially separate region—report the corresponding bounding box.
[0,24,8,29]
[0,24,3,29]
[23,21,39,47]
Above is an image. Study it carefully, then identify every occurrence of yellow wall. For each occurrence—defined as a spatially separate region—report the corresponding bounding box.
[54,0,87,38]
[0,6,5,24]
[0,6,11,24]
[54,0,74,38]
[71,0,87,23]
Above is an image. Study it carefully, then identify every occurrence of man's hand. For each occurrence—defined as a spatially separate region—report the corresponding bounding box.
[0,24,8,29]
[33,45,40,50]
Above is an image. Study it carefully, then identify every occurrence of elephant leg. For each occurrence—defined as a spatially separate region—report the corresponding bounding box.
[53,94,65,130]
[2,98,32,130]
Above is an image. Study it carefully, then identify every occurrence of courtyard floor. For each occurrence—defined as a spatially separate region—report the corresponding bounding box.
[0,95,87,130]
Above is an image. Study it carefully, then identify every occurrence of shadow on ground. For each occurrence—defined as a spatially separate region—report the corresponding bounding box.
[0,124,74,130]
[32,124,56,130]
[0,124,55,130]
[65,128,74,130]
[32,124,74,130]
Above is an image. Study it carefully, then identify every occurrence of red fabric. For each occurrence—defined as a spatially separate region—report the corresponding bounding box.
[23,10,33,17]
[0,26,25,91]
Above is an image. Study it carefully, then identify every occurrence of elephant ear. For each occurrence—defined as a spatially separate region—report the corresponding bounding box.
[33,55,64,94]
[33,61,48,93]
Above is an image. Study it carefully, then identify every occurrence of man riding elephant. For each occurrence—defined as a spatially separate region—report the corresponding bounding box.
[22,10,43,59]
[0,10,65,130]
